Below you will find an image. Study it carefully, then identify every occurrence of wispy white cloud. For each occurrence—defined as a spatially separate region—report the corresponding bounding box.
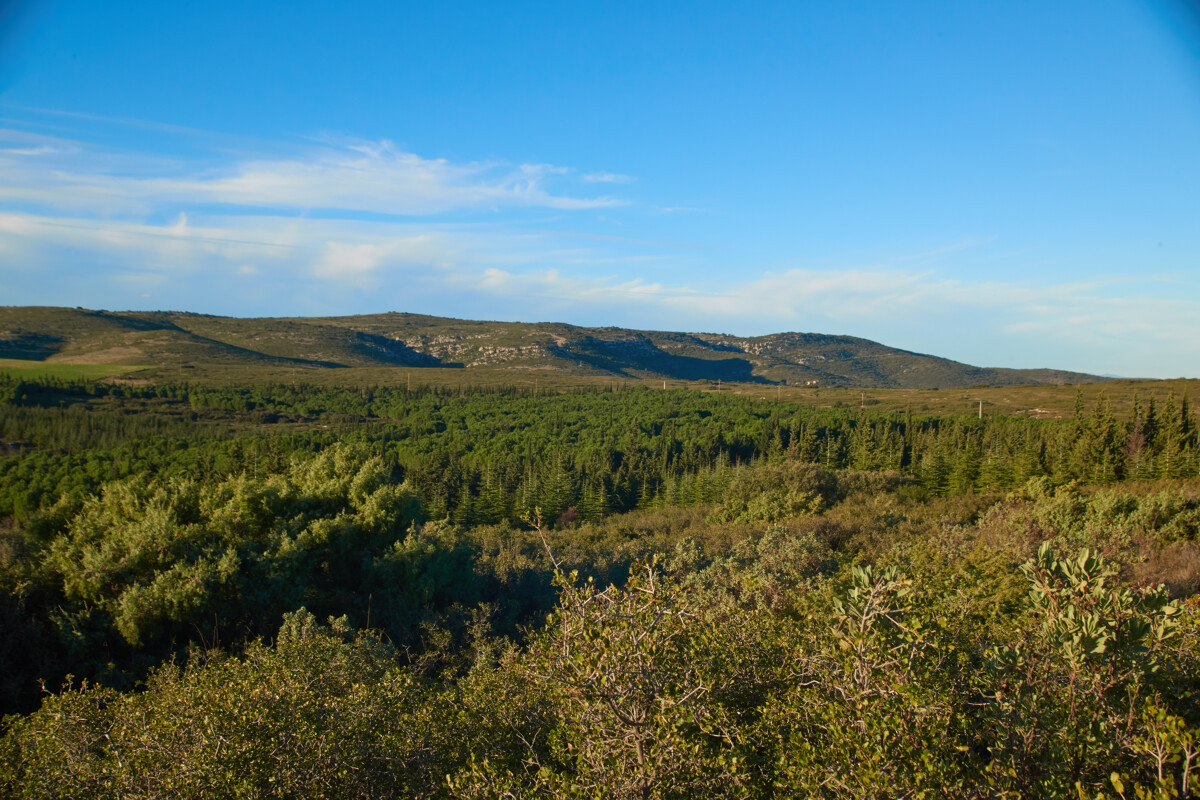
[463,265,667,303]
[0,129,624,216]
[1,144,58,156]
[312,235,453,284]
[0,208,605,296]
[582,171,634,184]
[148,141,619,215]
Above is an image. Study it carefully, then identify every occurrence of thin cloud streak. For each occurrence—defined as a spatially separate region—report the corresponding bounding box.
[0,128,624,217]
[582,172,635,184]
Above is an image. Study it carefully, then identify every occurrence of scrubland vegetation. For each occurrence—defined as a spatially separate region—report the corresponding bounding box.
[1,371,1198,797]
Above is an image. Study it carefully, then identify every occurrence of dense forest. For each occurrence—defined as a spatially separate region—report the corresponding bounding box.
[1,371,1198,798]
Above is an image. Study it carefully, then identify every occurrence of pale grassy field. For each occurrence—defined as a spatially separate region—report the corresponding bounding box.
[0,359,151,380]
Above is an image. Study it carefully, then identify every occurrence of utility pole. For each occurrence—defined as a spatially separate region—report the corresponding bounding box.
[979,400,982,419]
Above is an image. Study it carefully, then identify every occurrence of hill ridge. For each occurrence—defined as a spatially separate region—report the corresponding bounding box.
[0,306,1107,389]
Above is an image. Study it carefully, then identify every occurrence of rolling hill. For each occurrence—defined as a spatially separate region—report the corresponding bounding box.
[0,306,1106,389]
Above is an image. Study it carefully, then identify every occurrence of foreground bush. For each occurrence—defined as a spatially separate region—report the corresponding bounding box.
[0,610,466,799]
[5,539,1198,799]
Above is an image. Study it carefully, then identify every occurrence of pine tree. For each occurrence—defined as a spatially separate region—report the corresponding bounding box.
[1085,391,1123,483]
[949,444,980,494]
[1125,391,1150,480]
[917,431,952,496]
[1180,392,1198,478]
[793,421,819,462]
[978,423,1014,490]
[1158,392,1186,478]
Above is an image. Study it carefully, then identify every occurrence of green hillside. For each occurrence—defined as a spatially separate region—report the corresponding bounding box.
[0,306,1107,388]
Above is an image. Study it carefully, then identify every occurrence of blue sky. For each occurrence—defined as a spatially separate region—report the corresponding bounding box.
[1,0,1199,377]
